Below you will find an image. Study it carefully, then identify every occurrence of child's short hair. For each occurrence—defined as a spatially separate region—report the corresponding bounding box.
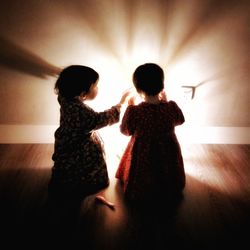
[133,63,164,96]
[54,65,99,99]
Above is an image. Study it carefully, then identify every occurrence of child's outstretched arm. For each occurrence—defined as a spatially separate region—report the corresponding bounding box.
[120,87,140,106]
[119,88,133,105]
[114,88,133,111]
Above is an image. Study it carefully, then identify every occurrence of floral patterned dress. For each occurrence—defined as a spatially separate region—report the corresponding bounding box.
[115,100,186,202]
[49,96,120,198]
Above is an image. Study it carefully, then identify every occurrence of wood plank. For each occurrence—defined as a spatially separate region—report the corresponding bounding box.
[0,144,249,249]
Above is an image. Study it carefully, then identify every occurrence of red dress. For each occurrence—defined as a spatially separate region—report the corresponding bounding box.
[115,100,185,202]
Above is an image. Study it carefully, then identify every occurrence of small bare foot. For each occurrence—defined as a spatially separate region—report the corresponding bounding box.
[95,195,115,210]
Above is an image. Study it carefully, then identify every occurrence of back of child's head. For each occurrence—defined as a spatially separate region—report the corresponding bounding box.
[133,63,164,96]
[54,65,99,99]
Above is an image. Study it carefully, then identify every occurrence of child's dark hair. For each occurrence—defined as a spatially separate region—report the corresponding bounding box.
[133,63,164,96]
[54,65,99,99]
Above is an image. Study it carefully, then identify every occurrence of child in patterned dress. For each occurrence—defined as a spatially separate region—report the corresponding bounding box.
[49,65,130,208]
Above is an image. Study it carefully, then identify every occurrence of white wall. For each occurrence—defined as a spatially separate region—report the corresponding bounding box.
[0,0,249,143]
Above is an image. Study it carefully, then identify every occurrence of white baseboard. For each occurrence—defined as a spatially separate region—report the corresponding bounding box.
[175,126,250,144]
[0,125,249,144]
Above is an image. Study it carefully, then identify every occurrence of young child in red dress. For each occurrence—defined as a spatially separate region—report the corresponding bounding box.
[115,63,186,204]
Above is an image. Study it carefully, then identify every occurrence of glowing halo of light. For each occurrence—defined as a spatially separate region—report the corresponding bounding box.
[1,0,246,184]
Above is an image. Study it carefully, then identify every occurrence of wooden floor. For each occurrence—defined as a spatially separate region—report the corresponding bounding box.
[0,144,249,249]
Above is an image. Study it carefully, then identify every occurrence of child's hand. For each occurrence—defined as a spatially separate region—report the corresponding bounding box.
[119,88,133,105]
[128,96,136,105]
[159,90,167,101]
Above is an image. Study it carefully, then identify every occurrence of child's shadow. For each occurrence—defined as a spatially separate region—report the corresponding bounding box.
[112,180,184,250]
[41,188,86,248]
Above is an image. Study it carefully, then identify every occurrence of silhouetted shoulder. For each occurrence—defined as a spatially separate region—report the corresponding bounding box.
[124,104,141,115]
[167,100,185,125]
[168,100,179,107]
